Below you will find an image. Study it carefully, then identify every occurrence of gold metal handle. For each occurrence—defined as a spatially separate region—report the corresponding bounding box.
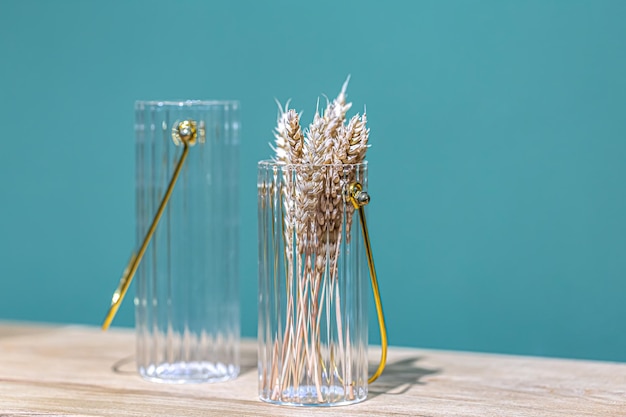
[102,120,199,330]
[348,182,388,384]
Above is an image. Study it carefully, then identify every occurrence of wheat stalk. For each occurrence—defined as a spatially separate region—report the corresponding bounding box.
[271,104,303,399]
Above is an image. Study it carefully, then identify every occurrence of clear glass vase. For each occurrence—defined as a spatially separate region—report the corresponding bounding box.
[134,100,240,383]
[257,161,369,406]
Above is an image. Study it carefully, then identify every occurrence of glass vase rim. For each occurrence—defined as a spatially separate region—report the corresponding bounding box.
[135,99,240,108]
[258,159,368,169]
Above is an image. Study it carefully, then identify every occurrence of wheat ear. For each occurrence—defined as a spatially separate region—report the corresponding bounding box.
[335,111,369,243]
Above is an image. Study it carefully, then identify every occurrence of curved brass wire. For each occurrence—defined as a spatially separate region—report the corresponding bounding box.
[349,182,388,384]
[102,120,196,330]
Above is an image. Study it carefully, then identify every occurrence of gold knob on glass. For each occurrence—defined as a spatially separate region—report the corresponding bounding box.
[348,182,370,209]
[172,120,198,146]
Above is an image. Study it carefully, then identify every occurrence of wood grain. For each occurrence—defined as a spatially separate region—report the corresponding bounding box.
[0,322,624,416]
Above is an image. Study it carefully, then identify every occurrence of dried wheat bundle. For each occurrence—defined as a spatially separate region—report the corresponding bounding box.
[270,78,369,401]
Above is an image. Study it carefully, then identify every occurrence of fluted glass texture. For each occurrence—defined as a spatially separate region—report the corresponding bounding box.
[258,161,369,406]
[135,100,240,383]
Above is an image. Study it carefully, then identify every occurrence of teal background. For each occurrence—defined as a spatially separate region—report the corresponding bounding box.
[1,0,625,362]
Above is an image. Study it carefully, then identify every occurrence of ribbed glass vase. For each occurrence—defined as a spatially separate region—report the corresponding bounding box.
[134,100,240,383]
[257,161,369,406]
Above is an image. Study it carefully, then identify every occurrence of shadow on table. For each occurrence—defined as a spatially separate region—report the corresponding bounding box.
[111,354,257,377]
[367,356,440,398]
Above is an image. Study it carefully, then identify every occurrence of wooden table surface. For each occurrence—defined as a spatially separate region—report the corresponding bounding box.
[0,322,624,416]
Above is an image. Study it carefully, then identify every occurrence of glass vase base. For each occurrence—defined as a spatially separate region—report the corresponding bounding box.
[139,361,239,384]
[260,385,367,407]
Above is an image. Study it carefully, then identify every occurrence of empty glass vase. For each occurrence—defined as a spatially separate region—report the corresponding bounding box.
[134,100,240,383]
